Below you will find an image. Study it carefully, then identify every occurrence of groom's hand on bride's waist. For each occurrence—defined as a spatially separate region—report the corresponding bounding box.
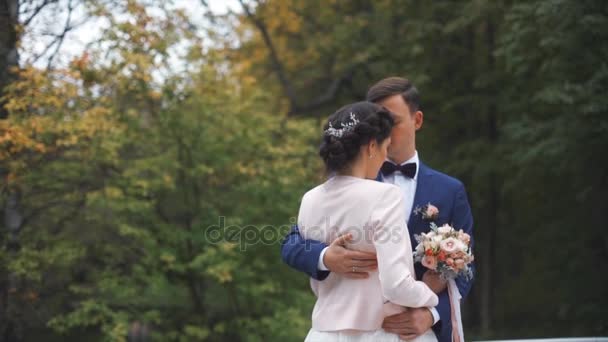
[322,233,378,279]
[382,308,434,341]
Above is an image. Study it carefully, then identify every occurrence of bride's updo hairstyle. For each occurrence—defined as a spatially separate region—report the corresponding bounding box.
[319,101,394,172]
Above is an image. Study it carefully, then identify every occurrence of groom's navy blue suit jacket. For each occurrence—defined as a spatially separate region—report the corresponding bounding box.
[280,162,475,342]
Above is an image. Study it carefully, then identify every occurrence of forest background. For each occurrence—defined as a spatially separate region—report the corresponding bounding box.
[1,0,607,341]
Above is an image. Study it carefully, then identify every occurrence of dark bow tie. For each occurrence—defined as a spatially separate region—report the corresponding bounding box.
[381,162,417,178]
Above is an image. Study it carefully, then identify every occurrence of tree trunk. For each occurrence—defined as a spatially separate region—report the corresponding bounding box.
[0,0,19,119]
[1,2,21,339]
[480,18,498,337]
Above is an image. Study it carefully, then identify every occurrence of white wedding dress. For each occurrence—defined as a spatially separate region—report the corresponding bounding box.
[305,325,437,342]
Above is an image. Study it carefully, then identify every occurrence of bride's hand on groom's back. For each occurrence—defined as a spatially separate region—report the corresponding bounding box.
[324,234,378,279]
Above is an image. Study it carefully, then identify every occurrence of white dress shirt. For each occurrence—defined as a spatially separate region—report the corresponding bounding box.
[317,151,441,325]
[380,151,420,224]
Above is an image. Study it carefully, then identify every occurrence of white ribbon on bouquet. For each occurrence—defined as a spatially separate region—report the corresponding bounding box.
[448,279,464,342]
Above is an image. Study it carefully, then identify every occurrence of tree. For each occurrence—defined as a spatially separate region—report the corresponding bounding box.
[0,0,19,119]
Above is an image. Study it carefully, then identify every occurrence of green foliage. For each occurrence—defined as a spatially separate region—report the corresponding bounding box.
[1,0,607,340]
[2,2,320,341]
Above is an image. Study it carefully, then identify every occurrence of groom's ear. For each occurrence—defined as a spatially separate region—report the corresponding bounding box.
[414,110,424,131]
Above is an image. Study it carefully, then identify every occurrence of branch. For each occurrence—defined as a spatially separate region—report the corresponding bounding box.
[289,75,351,116]
[45,0,75,70]
[236,0,368,117]
[237,0,298,109]
[21,0,59,27]
[288,59,372,116]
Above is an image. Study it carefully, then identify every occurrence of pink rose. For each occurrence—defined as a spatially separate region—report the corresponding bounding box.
[450,251,466,259]
[440,237,460,253]
[458,230,471,244]
[424,204,439,221]
[446,258,455,267]
[421,255,438,270]
[454,259,465,270]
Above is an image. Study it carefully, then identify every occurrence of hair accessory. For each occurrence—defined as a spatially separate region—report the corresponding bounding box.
[325,112,360,138]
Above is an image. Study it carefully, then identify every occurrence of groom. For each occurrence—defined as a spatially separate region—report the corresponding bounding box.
[281,77,475,342]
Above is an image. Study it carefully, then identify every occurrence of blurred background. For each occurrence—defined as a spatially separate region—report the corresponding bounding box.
[1,0,607,341]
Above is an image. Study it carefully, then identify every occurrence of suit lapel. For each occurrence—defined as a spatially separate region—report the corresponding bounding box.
[377,161,435,234]
[408,162,435,235]
[375,172,383,182]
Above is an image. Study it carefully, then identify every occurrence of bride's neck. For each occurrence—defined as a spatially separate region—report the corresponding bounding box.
[337,159,367,179]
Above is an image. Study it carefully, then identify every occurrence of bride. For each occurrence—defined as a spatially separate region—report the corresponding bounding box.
[298,101,438,342]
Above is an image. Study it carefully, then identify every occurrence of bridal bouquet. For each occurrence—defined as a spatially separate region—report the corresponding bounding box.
[413,223,474,280]
[412,207,473,342]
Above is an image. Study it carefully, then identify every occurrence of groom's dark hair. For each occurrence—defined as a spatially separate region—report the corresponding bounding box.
[366,77,421,113]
